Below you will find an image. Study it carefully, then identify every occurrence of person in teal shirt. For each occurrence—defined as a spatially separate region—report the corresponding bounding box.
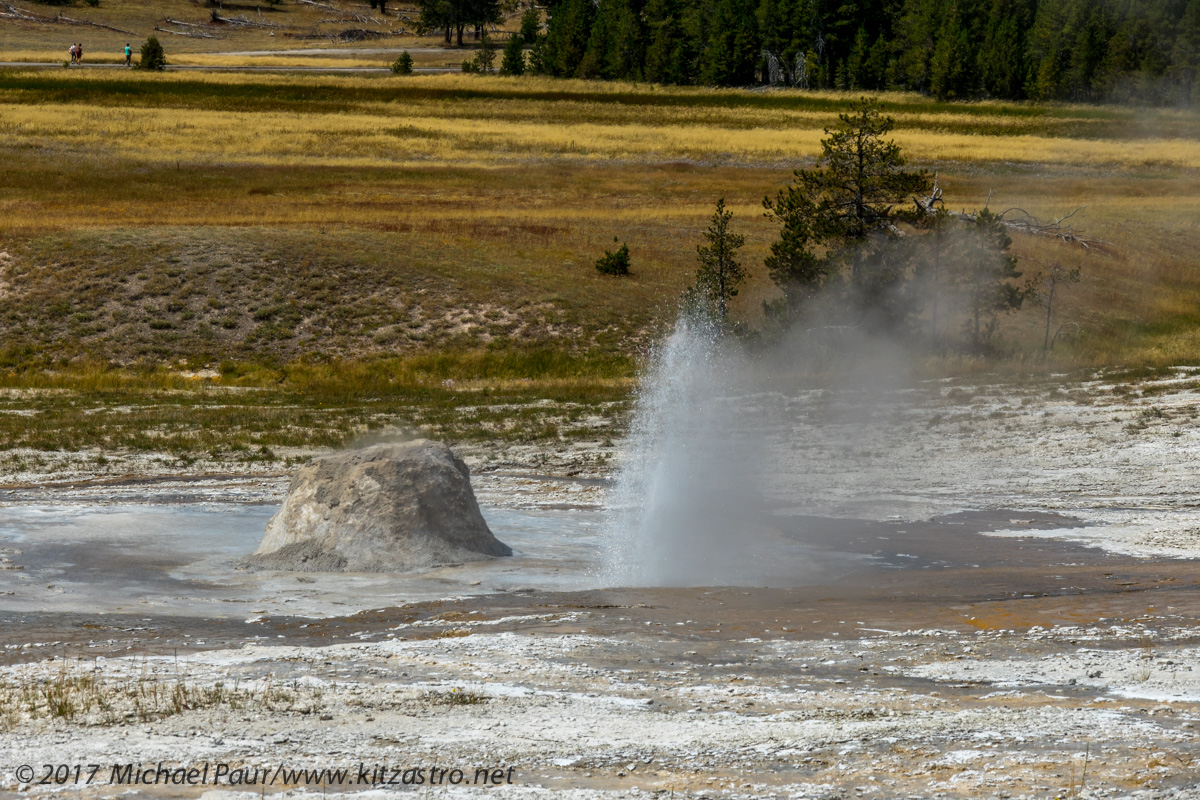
[124,43,132,66]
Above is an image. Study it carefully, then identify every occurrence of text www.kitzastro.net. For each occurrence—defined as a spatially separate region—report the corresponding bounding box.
[13,763,517,787]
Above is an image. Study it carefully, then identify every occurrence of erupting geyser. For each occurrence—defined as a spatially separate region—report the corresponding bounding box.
[599,316,767,586]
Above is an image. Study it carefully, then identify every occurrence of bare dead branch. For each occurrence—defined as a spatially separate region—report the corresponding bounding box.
[914,178,1109,250]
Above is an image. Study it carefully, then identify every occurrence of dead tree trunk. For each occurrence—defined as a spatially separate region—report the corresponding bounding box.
[914,179,1109,250]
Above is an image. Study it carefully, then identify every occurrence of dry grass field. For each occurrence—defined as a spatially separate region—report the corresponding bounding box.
[0,65,1199,462]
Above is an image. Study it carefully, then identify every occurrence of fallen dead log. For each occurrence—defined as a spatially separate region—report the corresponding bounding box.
[210,11,285,28]
[165,17,220,30]
[316,12,386,24]
[155,24,223,38]
[56,13,136,33]
[290,27,402,40]
[330,27,391,40]
[915,180,1109,250]
[0,2,135,32]
[0,3,54,22]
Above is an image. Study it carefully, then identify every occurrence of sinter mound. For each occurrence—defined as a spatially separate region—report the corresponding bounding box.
[250,439,511,572]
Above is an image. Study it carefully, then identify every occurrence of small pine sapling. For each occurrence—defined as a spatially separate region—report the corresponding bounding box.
[595,238,631,276]
[690,198,746,319]
[138,36,166,71]
[391,51,414,74]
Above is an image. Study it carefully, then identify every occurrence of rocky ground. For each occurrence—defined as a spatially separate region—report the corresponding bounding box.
[2,368,1200,798]
[1,596,1198,799]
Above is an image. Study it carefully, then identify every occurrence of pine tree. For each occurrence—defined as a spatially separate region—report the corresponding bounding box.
[697,0,758,85]
[846,26,870,89]
[416,0,499,46]
[579,0,643,79]
[527,34,550,73]
[542,0,595,76]
[1029,54,1061,101]
[892,0,940,92]
[519,4,541,43]
[602,0,647,79]
[380,0,1200,100]
[1065,8,1107,101]
[691,198,746,319]
[955,208,1024,351]
[644,0,692,83]
[391,50,415,74]
[476,31,497,72]
[500,32,526,74]
[978,0,1030,98]
[1025,0,1075,100]
[806,98,930,244]
[762,188,827,313]
[763,97,931,319]
[1171,0,1200,106]
[930,1,975,100]
[138,36,166,70]
[415,0,455,44]
[596,239,633,275]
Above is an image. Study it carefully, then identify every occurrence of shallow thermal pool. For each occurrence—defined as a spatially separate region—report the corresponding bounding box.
[0,503,609,618]
[0,494,1117,627]
[0,501,888,619]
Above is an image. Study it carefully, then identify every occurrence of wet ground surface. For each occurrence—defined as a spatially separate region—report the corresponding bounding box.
[2,509,1195,665]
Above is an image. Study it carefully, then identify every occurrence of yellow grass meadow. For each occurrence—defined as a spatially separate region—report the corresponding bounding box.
[6,100,1200,171]
[3,73,1199,170]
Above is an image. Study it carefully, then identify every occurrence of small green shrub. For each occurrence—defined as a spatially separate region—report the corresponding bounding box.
[138,36,166,71]
[595,239,631,276]
[461,59,478,74]
[391,51,413,75]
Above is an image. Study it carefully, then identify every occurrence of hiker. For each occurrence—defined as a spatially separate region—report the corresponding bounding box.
[124,43,132,66]
[68,43,77,64]
[76,43,83,64]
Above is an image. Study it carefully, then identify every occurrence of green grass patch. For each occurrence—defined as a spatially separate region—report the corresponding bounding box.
[0,357,633,465]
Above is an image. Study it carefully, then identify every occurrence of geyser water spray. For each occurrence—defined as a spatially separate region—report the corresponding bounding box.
[598,314,765,586]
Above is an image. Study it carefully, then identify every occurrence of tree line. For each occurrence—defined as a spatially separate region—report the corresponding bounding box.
[513,0,1200,104]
